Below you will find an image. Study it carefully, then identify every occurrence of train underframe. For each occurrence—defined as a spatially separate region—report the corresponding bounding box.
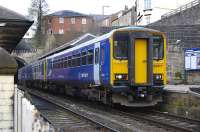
[21,80,163,107]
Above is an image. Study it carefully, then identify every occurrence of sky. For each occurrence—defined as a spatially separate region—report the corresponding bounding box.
[0,0,194,16]
[0,0,134,16]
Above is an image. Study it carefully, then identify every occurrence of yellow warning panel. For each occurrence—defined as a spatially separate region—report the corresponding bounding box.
[135,39,147,84]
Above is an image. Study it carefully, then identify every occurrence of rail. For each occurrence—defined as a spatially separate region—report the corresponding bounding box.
[162,0,200,18]
[23,87,119,132]
[20,86,200,132]
[116,110,200,132]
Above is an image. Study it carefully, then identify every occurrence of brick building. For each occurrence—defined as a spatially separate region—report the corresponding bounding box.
[44,10,94,35]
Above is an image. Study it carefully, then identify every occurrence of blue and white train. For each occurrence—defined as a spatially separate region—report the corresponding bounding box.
[18,27,167,107]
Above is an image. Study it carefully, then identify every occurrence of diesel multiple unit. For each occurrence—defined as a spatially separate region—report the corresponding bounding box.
[18,27,166,107]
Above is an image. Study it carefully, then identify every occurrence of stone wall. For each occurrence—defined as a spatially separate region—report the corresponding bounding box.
[14,88,55,132]
[147,25,200,84]
[159,92,200,120]
[147,1,200,84]
[152,0,200,26]
[0,76,14,132]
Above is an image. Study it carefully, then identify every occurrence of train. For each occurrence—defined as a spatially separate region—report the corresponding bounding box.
[18,27,166,107]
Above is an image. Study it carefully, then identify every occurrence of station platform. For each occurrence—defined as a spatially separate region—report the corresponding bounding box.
[164,85,200,96]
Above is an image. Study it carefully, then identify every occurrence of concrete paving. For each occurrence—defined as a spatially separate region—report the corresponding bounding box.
[164,85,200,93]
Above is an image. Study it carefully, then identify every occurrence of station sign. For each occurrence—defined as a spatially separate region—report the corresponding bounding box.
[185,48,200,70]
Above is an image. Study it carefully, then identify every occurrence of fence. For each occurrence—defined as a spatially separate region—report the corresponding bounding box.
[162,0,200,18]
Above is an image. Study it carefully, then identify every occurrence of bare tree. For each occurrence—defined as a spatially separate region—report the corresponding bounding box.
[28,0,49,48]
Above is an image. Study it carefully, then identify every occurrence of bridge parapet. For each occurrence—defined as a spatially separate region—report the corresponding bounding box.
[162,0,200,19]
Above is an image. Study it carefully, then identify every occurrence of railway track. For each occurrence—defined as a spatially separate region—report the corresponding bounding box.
[29,94,119,132]
[20,86,200,132]
[115,110,200,132]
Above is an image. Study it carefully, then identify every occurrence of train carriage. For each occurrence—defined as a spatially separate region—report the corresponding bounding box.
[18,27,166,107]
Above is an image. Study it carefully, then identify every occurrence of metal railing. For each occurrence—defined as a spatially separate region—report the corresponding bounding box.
[161,0,200,18]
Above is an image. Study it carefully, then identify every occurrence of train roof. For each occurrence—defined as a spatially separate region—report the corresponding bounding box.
[30,26,162,64]
[46,26,162,60]
[38,33,96,60]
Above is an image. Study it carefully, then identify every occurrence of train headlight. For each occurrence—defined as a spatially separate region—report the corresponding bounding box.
[154,74,162,80]
[116,74,122,79]
[115,74,127,80]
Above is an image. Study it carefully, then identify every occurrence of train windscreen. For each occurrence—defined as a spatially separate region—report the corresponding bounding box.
[113,32,130,60]
[153,36,164,60]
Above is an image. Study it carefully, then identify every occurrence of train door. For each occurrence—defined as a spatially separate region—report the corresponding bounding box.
[134,39,148,84]
[94,42,100,85]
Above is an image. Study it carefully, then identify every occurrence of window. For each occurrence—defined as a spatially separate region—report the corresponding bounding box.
[59,29,64,34]
[77,53,81,66]
[61,58,65,68]
[87,49,94,64]
[71,18,75,24]
[95,48,99,64]
[68,56,72,67]
[82,18,87,24]
[81,51,87,65]
[59,17,64,23]
[58,59,62,68]
[146,16,150,24]
[72,55,76,67]
[64,57,68,68]
[113,32,130,59]
[144,0,151,10]
[48,19,51,24]
[153,36,164,60]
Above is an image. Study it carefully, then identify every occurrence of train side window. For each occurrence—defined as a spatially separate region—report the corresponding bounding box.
[59,59,62,68]
[61,58,64,68]
[64,57,68,68]
[77,53,81,66]
[81,51,87,65]
[68,56,72,67]
[95,48,99,64]
[53,60,56,69]
[88,49,93,64]
[55,60,58,69]
[72,55,76,67]
[58,59,61,68]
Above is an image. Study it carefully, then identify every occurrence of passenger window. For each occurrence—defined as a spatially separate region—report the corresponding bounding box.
[68,56,72,67]
[95,48,99,64]
[58,59,61,68]
[61,58,65,68]
[81,51,87,65]
[88,49,93,64]
[72,55,76,67]
[64,57,68,68]
[77,53,81,66]
[56,60,59,69]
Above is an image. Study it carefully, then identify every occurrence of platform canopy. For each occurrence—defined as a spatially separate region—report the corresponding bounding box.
[0,6,33,52]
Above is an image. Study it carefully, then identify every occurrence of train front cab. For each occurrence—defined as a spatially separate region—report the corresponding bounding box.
[110,29,166,107]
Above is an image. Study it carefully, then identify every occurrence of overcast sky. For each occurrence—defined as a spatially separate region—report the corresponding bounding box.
[0,0,134,15]
[0,0,193,16]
